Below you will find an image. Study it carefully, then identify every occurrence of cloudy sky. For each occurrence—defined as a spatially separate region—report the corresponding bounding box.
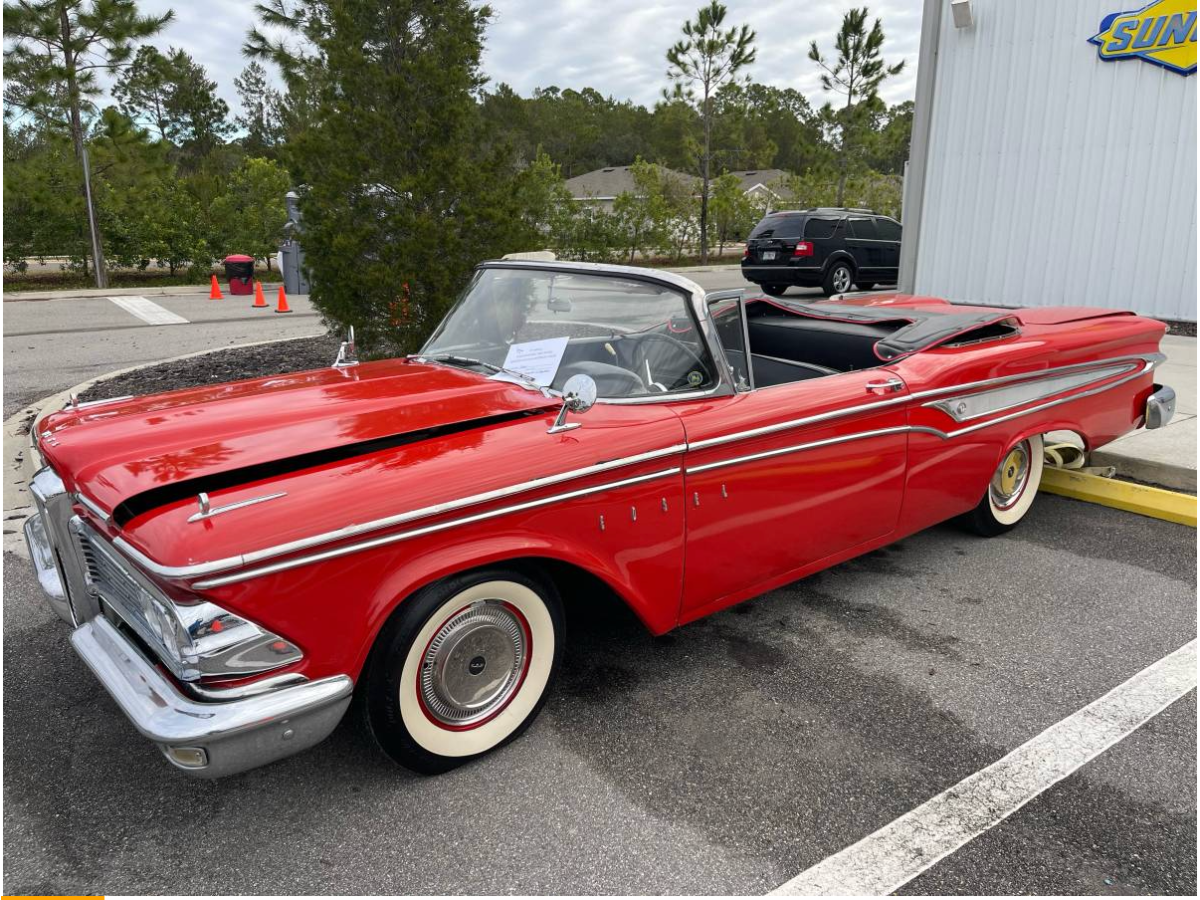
[118,0,922,112]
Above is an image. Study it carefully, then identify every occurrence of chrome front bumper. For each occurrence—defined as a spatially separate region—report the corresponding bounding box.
[1145,384,1176,430]
[71,616,353,778]
[23,497,353,779]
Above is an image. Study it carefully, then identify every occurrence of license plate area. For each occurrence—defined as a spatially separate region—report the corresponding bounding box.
[761,251,776,261]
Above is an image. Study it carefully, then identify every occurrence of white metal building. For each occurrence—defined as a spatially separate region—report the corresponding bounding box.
[899,0,1197,321]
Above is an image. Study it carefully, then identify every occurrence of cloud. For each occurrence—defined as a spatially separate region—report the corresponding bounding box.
[101,0,921,114]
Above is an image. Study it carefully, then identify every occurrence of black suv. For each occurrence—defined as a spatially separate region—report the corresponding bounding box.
[740,208,902,297]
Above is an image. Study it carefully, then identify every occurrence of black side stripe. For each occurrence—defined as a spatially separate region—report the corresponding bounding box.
[111,406,553,527]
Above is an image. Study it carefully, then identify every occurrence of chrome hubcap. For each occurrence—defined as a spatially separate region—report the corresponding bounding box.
[990,442,1031,510]
[419,600,528,727]
[833,267,851,293]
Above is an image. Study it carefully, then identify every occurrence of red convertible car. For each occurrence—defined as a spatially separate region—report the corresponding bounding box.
[25,260,1175,776]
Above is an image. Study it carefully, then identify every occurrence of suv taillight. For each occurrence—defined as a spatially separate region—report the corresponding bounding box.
[742,245,749,258]
[793,241,813,257]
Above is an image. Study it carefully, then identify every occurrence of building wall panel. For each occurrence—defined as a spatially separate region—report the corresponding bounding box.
[913,0,1196,320]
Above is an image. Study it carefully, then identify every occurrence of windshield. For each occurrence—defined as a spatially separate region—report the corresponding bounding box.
[421,267,718,399]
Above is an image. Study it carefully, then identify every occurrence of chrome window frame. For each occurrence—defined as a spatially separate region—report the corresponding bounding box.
[421,260,737,406]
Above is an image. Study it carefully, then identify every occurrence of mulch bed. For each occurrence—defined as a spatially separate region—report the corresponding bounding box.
[78,334,344,404]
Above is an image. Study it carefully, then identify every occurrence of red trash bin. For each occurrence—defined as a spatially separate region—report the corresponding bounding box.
[223,254,255,295]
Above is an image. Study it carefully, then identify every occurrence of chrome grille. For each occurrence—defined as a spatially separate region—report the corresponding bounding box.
[76,527,144,614]
[70,521,190,675]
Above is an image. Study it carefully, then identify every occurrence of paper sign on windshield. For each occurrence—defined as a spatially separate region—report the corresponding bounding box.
[501,337,569,386]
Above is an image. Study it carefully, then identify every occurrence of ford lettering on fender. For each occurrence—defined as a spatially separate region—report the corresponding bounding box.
[1090,0,1198,75]
[24,261,1176,777]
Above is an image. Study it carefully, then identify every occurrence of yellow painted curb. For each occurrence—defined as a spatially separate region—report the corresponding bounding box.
[1041,467,1197,527]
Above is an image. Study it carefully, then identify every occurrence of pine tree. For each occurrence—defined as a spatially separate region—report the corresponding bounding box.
[248,0,537,355]
[4,0,173,286]
[808,7,905,207]
[666,1,755,265]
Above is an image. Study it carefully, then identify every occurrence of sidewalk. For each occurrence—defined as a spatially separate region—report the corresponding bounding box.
[1090,333,1196,492]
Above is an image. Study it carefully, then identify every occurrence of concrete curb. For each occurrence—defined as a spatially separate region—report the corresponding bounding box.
[1041,467,1197,527]
[1088,445,1197,494]
[2,331,324,560]
[664,264,743,273]
[4,283,285,302]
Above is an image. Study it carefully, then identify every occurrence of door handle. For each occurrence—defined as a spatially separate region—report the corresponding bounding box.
[866,377,904,394]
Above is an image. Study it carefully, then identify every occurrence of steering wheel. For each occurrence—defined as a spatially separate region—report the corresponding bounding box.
[631,333,712,392]
[557,360,647,397]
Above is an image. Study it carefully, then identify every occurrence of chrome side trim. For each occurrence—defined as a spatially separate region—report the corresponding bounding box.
[193,467,683,589]
[76,491,111,523]
[187,491,288,523]
[924,362,1138,422]
[907,353,1164,401]
[118,353,1160,588]
[117,445,687,580]
[687,426,911,474]
[687,394,912,452]
[933,359,1156,440]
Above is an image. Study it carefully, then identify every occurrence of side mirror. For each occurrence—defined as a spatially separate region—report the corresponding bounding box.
[547,373,597,434]
[548,296,573,312]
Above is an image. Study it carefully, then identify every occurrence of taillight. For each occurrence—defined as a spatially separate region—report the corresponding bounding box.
[793,242,813,257]
[742,245,750,258]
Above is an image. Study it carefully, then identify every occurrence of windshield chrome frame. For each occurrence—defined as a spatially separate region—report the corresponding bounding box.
[420,260,737,405]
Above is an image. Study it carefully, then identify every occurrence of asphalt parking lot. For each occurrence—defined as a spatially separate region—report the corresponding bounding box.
[3,492,1194,895]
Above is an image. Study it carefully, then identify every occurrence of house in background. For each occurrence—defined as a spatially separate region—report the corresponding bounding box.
[563,165,696,212]
[725,169,792,213]
[565,165,794,213]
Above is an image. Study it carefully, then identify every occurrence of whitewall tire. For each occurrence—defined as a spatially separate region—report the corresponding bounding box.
[964,434,1044,536]
[364,569,564,774]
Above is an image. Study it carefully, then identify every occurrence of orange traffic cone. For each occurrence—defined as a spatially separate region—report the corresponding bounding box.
[275,285,292,314]
[252,281,268,309]
[209,275,223,299]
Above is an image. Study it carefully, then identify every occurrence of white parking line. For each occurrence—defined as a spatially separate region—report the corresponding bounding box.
[770,640,1197,896]
[107,295,189,326]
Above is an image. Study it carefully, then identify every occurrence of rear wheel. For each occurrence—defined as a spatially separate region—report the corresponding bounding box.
[962,435,1044,536]
[823,262,854,296]
[763,284,788,297]
[364,567,564,774]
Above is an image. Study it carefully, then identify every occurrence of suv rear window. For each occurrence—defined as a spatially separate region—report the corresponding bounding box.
[749,215,806,239]
[848,218,878,239]
[803,217,841,240]
[877,218,902,241]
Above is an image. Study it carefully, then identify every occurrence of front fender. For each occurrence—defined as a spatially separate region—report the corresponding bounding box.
[351,529,679,676]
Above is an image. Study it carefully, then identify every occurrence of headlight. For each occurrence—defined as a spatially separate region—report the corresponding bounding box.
[70,518,302,682]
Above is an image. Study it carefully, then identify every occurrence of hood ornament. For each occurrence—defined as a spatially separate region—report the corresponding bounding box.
[189,490,288,523]
[333,326,358,368]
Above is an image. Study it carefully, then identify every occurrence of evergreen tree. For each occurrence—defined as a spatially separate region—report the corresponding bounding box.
[233,61,284,157]
[666,1,756,265]
[808,7,905,206]
[249,0,537,354]
[4,0,173,286]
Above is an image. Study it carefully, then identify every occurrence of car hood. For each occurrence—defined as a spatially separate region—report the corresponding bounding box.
[37,359,558,521]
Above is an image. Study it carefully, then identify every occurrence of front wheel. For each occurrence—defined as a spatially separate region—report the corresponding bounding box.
[962,435,1044,536]
[823,262,854,296]
[364,568,564,774]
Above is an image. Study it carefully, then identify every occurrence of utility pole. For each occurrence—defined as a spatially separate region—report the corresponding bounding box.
[80,145,108,289]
